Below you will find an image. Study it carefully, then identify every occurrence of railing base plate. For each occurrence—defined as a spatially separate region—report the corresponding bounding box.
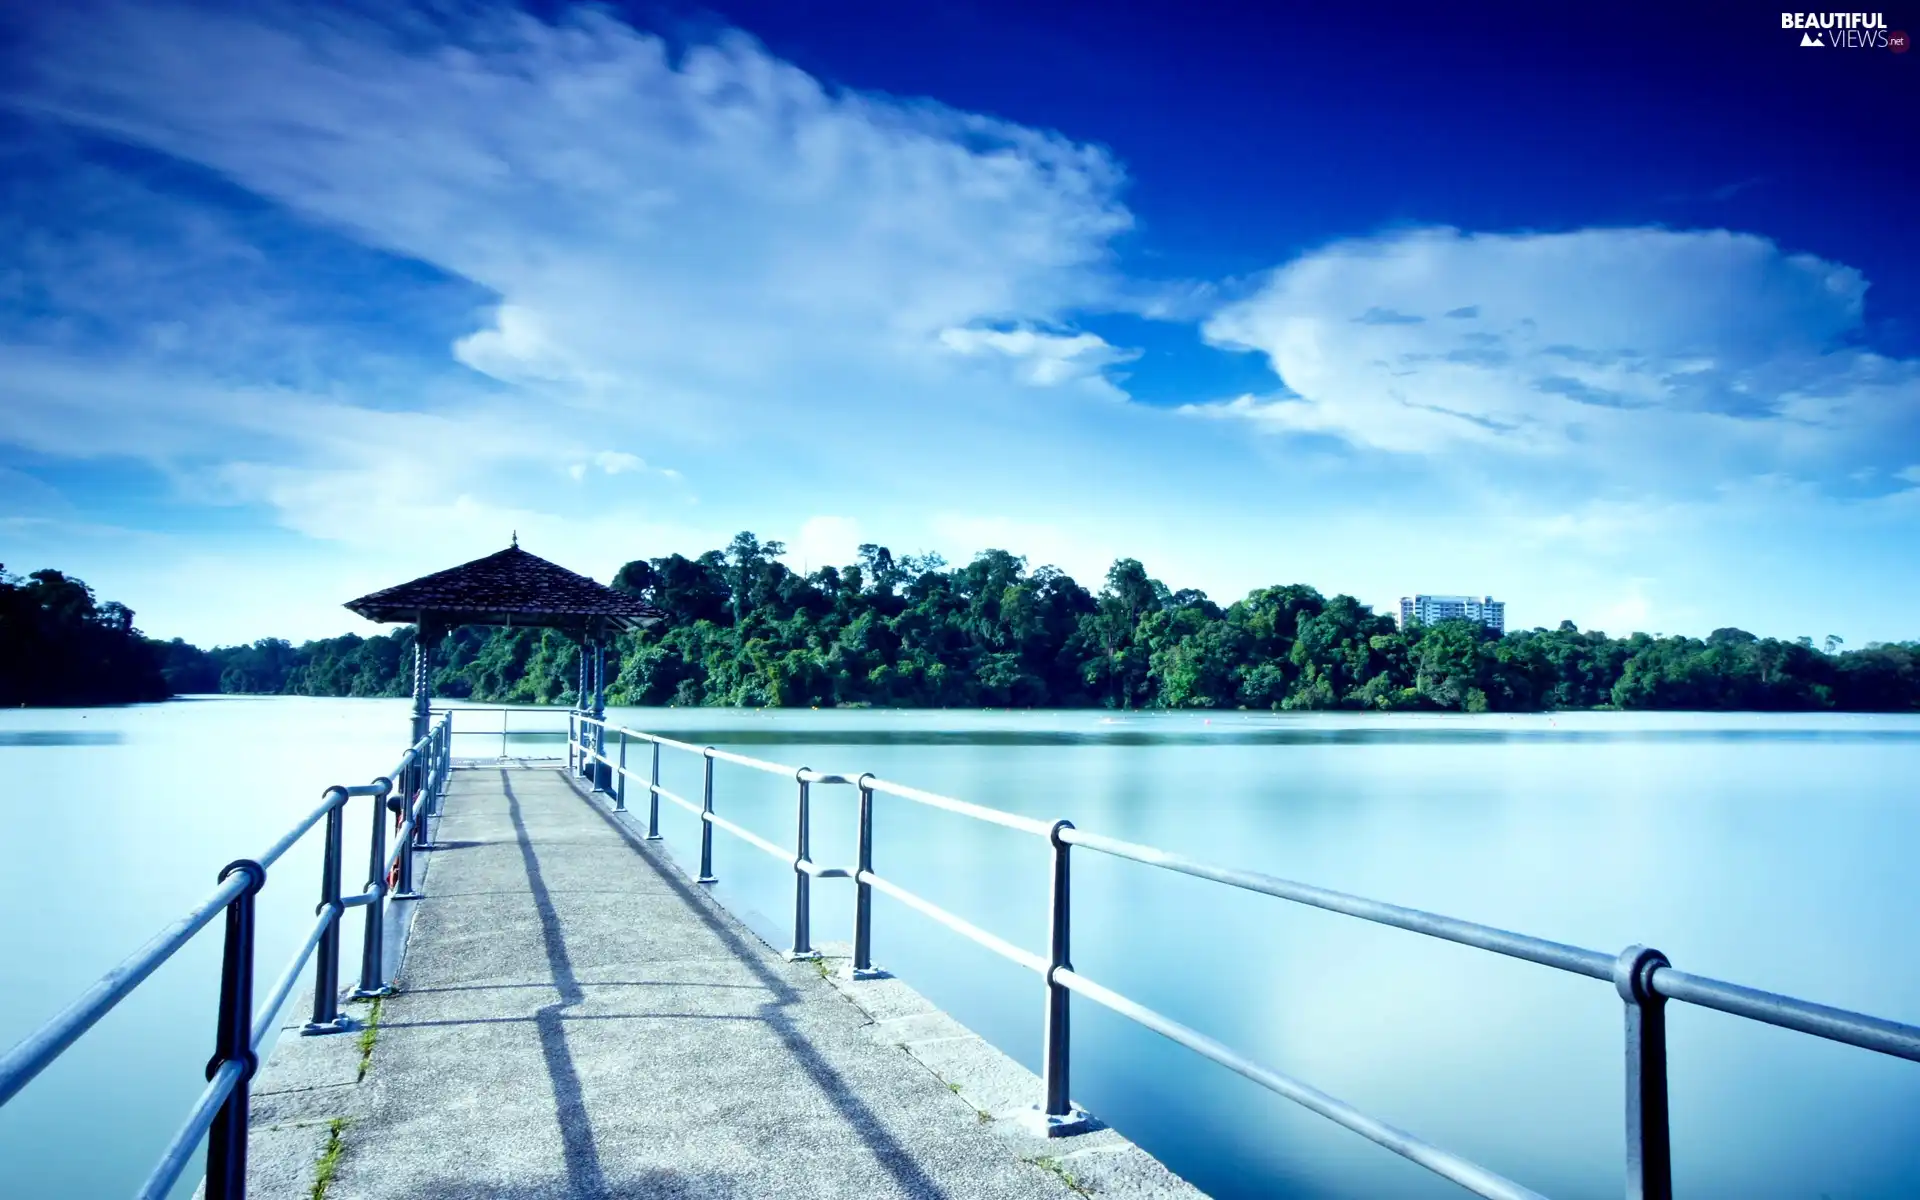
[841,965,890,981]
[299,1015,359,1037]
[785,950,822,963]
[1021,1104,1097,1139]
[350,986,397,1001]
[697,876,719,885]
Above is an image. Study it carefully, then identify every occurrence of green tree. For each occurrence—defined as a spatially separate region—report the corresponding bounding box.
[17,538,1917,714]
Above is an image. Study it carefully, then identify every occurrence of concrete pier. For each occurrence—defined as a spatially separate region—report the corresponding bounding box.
[242,762,1202,1198]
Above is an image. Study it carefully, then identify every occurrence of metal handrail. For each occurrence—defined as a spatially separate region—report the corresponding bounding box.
[0,714,455,1200]
[569,712,1920,1200]
[1058,827,1617,979]
[1051,966,1549,1200]
[430,705,571,758]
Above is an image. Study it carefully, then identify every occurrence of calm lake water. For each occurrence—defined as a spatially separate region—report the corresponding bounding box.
[3,699,1918,1199]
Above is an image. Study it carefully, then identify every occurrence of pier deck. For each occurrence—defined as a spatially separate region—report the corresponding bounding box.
[245,761,1198,1199]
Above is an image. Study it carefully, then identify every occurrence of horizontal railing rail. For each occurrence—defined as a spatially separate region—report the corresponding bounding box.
[569,712,1920,1200]
[0,714,455,1200]
[430,705,571,759]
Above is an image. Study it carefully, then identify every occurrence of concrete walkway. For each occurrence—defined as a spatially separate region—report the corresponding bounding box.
[246,763,1201,1199]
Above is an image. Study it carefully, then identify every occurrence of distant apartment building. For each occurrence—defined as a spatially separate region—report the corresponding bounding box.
[1399,594,1506,634]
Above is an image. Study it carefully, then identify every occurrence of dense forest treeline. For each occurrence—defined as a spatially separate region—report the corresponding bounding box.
[6,540,1919,711]
[1,566,171,705]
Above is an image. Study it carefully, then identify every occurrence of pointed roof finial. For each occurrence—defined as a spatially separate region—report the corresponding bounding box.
[511,530,518,549]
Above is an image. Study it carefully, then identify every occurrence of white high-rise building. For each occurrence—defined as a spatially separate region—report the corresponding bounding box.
[1399,594,1506,634]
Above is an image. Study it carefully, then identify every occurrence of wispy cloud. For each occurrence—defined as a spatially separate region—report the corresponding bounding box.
[10,1,1140,414]
[937,325,1140,393]
[0,1,1168,611]
[567,451,646,481]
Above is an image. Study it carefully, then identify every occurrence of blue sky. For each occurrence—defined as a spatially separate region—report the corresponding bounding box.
[1,0,1915,647]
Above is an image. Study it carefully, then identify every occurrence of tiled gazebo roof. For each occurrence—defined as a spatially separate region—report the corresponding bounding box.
[345,544,666,634]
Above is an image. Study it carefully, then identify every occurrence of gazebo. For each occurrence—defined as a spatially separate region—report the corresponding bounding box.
[345,539,666,781]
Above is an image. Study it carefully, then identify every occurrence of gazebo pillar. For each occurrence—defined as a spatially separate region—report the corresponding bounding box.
[592,635,609,791]
[410,621,438,748]
[574,634,590,778]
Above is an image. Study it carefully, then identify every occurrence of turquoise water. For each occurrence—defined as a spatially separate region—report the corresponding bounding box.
[2,700,1918,1198]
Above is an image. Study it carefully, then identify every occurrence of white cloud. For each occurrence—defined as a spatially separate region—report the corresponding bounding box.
[12,2,1136,421]
[1193,227,1920,491]
[454,305,615,390]
[0,347,691,561]
[1596,579,1655,633]
[937,325,1139,392]
[926,513,1120,585]
[594,451,644,475]
[783,515,864,573]
[0,0,1152,565]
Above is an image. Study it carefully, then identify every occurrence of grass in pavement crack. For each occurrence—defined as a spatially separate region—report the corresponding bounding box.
[355,997,382,1082]
[309,1117,348,1200]
[1029,1155,1094,1197]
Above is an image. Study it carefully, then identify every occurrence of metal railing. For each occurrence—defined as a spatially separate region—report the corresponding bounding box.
[0,715,453,1200]
[568,712,1920,1200]
[429,704,572,759]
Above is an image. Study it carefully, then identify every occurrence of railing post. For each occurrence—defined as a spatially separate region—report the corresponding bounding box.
[846,774,883,979]
[575,644,587,748]
[589,717,605,795]
[436,725,445,808]
[1030,819,1089,1134]
[1617,945,1673,1200]
[411,748,430,850]
[646,739,662,840]
[354,777,395,999]
[303,792,352,1035]
[394,776,424,902]
[393,760,419,900]
[576,714,591,791]
[697,749,717,884]
[787,769,817,961]
[580,715,594,791]
[205,859,265,1200]
[437,720,450,815]
[615,731,628,812]
[1044,820,1073,1116]
[501,707,509,760]
[567,711,576,774]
